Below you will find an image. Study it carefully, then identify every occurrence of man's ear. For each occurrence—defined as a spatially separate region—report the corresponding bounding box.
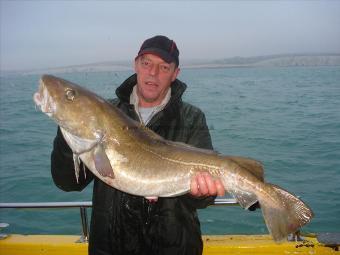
[134,59,138,73]
[172,67,180,82]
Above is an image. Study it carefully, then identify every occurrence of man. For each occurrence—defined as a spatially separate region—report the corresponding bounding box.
[51,35,225,255]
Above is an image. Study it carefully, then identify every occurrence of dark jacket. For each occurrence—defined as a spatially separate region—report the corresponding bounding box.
[51,74,215,255]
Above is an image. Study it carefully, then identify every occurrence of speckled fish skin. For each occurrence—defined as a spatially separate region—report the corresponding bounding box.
[33,74,313,242]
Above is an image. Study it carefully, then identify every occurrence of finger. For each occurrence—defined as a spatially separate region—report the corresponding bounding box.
[197,173,208,195]
[215,179,225,197]
[203,172,217,196]
[145,196,158,200]
[190,175,200,196]
[145,196,158,203]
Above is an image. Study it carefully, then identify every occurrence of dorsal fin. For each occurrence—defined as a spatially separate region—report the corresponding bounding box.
[134,124,219,155]
[165,140,219,155]
[225,156,264,181]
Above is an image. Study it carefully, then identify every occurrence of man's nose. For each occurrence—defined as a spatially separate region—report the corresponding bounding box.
[149,64,159,76]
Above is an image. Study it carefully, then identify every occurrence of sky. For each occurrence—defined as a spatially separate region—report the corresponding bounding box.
[1,1,340,71]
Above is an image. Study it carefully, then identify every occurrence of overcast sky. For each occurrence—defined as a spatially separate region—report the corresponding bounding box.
[1,1,340,71]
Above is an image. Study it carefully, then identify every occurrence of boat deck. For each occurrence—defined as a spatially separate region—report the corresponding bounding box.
[0,234,338,255]
[1,201,339,254]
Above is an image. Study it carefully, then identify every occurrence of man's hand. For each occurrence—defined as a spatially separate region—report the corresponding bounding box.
[190,172,225,197]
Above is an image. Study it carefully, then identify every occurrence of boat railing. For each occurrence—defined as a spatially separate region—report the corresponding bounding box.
[0,198,238,243]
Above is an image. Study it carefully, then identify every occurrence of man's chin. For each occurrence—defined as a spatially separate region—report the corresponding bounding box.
[142,91,159,101]
[139,94,160,107]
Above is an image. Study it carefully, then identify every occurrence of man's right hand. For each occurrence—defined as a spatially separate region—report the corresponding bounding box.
[190,172,225,197]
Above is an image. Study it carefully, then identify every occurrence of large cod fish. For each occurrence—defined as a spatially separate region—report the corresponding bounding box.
[33,75,313,242]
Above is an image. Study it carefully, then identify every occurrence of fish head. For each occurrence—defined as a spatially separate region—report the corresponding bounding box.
[33,74,106,140]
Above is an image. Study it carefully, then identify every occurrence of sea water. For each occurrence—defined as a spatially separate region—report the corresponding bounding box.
[0,66,339,235]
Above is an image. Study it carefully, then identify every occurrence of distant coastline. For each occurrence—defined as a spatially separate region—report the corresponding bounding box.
[2,53,340,76]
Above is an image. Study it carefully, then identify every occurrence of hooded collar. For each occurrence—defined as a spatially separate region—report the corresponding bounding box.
[130,85,171,124]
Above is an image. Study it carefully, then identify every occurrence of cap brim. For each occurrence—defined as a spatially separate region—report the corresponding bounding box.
[136,48,174,64]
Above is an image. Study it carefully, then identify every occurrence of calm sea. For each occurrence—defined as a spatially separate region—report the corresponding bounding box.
[0,66,339,236]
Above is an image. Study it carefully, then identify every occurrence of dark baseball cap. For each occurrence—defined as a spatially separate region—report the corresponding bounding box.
[136,35,179,66]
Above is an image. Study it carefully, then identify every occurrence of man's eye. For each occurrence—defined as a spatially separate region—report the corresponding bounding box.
[65,89,76,101]
[160,65,170,72]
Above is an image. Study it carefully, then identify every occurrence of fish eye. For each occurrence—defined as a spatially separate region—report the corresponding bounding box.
[65,88,76,101]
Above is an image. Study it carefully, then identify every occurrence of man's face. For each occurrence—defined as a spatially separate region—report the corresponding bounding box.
[135,54,180,107]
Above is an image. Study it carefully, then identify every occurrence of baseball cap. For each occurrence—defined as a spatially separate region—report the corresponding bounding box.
[136,35,179,66]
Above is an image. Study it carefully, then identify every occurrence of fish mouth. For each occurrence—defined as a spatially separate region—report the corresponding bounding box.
[33,79,55,116]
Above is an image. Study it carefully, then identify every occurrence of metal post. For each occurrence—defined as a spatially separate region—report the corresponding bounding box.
[78,207,89,243]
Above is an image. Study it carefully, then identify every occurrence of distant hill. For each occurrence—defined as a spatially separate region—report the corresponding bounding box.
[210,53,340,68]
[2,53,340,76]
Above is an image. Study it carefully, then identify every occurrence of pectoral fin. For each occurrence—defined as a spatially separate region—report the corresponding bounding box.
[93,145,115,179]
[73,153,81,183]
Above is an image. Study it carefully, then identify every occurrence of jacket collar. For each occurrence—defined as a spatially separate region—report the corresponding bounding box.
[129,85,171,124]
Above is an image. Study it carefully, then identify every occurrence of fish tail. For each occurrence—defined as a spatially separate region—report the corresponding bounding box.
[258,183,314,242]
